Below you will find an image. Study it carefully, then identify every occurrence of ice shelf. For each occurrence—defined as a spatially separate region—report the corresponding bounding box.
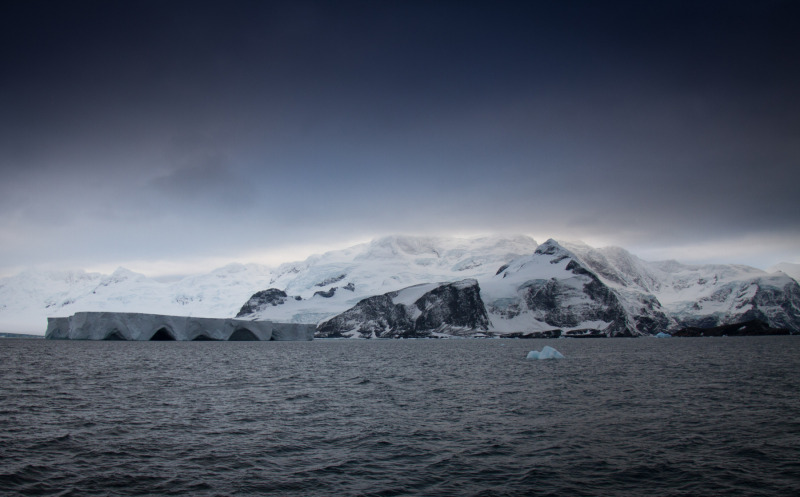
[45,312,315,341]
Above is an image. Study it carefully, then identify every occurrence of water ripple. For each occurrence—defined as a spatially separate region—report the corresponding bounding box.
[1,337,799,496]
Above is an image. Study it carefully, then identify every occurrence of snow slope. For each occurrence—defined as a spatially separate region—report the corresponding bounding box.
[0,235,537,333]
[316,238,800,336]
[234,235,539,324]
[560,242,800,331]
[480,239,670,336]
[2,234,797,335]
[0,264,274,333]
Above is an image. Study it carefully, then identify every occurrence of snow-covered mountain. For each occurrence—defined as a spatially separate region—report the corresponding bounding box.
[0,235,537,334]
[233,235,538,325]
[560,242,800,332]
[0,264,274,333]
[489,240,799,336]
[1,234,798,336]
[245,236,799,337]
[480,240,668,337]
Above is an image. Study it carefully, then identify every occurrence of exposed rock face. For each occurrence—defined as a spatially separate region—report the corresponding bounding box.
[484,240,642,337]
[318,293,411,338]
[745,281,800,330]
[317,279,489,338]
[515,258,633,335]
[560,241,800,334]
[315,274,346,287]
[672,278,800,332]
[45,312,315,341]
[252,238,800,338]
[313,287,337,298]
[414,280,488,332]
[671,319,791,337]
[483,239,800,337]
[234,234,538,325]
[627,293,673,335]
[236,289,289,317]
[502,329,562,339]
[317,240,685,338]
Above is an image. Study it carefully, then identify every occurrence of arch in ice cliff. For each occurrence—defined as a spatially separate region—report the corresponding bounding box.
[185,318,225,341]
[103,329,127,340]
[150,326,177,341]
[228,327,259,341]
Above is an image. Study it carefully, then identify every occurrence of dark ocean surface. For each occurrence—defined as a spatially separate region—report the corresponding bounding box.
[1,337,799,496]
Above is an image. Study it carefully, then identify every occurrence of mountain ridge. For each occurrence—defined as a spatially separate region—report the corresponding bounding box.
[1,234,798,335]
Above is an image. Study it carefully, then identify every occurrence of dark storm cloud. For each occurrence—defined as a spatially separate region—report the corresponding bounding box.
[0,0,798,274]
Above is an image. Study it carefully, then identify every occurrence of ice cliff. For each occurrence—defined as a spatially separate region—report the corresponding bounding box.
[46,312,315,341]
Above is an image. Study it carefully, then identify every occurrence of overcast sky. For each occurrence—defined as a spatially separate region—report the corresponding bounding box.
[1,0,798,278]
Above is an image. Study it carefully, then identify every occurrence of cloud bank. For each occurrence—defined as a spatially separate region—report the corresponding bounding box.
[0,1,797,276]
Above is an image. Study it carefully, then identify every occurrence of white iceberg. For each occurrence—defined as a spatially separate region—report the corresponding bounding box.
[526,345,564,360]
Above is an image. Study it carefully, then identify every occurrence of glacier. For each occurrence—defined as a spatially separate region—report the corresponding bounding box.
[46,312,315,341]
[2,234,799,338]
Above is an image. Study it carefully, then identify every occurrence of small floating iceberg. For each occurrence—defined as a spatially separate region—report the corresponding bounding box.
[526,345,564,360]
[655,332,671,338]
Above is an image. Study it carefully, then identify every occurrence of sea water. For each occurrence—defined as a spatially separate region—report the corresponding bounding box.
[1,337,799,496]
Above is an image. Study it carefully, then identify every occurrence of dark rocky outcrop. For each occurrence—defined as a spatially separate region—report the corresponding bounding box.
[236,289,289,317]
[313,287,337,298]
[315,274,346,287]
[317,293,412,338]
[514,258,634,337]
[628,293,673,335]
[317,279,489,338]
[503,329,562,339]
[413,280,489,332]
[563,328,608,338]
[675,280,800,332]
[671,319,791,337]
[499,242,675,337]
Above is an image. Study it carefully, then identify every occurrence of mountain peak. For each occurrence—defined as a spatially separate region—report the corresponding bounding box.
[534,238,568,256]
[98,267,150,287]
